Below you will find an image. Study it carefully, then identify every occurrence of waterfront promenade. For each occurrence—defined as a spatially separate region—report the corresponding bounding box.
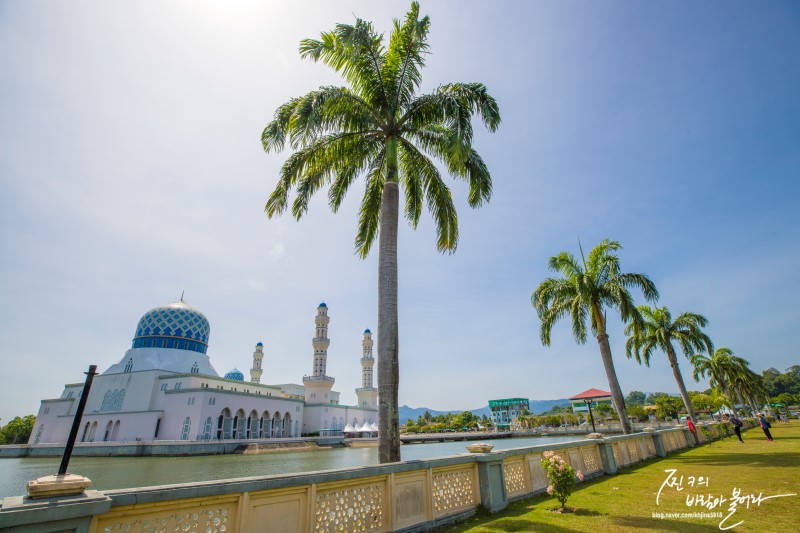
[442,421,800,533]
[0,424,721,532]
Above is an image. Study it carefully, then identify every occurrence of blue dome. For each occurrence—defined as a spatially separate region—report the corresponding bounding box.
[224,368,244,381]
[319,302,327,307]
[131,301,210,354]
[256,342,263,346]
[364,328,371,334]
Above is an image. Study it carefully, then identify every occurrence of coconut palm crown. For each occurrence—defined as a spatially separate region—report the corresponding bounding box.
[261,2,500,463]
[624,306,713,421]
[532,239,659,434]
[692,348,765,414]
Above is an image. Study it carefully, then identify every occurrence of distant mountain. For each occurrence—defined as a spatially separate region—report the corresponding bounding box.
[399,399,572,424]
[528,399,572,414]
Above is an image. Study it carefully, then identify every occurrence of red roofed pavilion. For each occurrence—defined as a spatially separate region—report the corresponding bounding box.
[570,388,611,400]
[569,388,613,415]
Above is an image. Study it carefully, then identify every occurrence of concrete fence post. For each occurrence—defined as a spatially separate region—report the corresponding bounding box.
[596,440,618,475]
[681,428,697,447]
[651,433,666,457]
[475,454,508,513]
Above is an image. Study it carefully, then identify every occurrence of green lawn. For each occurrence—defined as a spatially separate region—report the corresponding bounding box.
[439,421,800,532]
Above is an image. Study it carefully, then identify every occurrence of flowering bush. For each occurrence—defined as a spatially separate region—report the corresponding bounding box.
[541,451,584,511]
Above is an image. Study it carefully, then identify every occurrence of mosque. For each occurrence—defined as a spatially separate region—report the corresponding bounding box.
[27,300,379,445]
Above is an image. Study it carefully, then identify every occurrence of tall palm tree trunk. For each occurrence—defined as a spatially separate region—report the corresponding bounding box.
[734,389,747,415]
[666,344,697,422]
[377,179,401,463]
[596,333,632,434]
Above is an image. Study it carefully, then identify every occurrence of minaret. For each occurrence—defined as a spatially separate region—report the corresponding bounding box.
[250,342,264,383]
[303,303,335,403]
[356,328,379,410]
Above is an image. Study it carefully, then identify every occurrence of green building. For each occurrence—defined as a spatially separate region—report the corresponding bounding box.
[488,398,530,429]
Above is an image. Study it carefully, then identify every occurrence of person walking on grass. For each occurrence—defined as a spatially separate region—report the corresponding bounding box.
[686,416,699,445]
[724,414,744,443]
[758,414,773,442]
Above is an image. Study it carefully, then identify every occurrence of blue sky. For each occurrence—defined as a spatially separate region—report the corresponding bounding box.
[1,1,798,424]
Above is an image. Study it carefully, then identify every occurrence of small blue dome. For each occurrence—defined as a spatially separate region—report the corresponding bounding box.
[224,368,244,381]
[256,342,263,346]
[319,302,327,307]
[364,328,371,334]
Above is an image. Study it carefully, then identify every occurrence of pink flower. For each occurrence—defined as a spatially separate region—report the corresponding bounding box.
[577,470,584,481]
[546,485,554,495]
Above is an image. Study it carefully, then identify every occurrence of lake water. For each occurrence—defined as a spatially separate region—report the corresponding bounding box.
[0,436,582,499]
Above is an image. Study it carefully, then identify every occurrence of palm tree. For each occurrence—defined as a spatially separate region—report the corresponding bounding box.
[261,3,500,463]
[691,348,742,410]
[532,239,659,434]
[624,306,713,422]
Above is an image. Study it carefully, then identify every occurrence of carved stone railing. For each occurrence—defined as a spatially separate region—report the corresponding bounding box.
[0,422,751,533]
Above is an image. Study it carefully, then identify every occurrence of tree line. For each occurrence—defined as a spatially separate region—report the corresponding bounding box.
[0,415,35,444]
[532,238,795,434]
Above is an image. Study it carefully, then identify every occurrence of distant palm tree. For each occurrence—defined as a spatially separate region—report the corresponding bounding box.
[261,2,500,463]
[624,306,713,422]
[532,239,659,434]
[690,348,745,410]
[728,360,767,414]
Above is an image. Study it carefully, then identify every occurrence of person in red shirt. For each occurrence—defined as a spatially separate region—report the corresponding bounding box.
[686,416,699,445]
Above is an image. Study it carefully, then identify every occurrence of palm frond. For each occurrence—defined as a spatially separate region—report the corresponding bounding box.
[300,19,389,108]
[354,150,387,258]
[384,1,430,114]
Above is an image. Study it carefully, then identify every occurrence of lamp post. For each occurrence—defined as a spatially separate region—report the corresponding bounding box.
[584,399,596,433]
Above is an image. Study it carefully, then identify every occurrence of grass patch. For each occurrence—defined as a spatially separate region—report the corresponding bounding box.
[438,421,799,532]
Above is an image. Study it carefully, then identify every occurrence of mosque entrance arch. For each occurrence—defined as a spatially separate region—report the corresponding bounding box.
[261,411,271,439]
[272,412,282,438]
[248,410,259,439]
[233,409,246,439]
[283,413,292,438]
[218,408,232,439]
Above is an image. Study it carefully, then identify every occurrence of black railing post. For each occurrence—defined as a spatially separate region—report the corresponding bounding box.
[58,365,97,476]
[585,399,597,433]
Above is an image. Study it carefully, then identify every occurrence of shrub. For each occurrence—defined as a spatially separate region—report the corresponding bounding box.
[541,451,584,511]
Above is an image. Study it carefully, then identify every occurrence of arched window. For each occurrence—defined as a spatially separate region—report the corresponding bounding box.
[202,417,212,440]
[103,421,113,442]
[181,417,192,440]
[81,422,90,442]
[124,358,133,373]
[191,362,199,374]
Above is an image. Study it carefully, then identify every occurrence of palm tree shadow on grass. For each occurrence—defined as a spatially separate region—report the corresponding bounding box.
[674,451,800,468]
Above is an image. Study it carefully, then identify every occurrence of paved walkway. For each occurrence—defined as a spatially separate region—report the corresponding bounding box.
[439,420,800,532]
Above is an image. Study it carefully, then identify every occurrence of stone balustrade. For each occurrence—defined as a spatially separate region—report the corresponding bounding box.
[0,422,755,533]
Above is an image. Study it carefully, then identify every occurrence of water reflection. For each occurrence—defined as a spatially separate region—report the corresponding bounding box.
[0,436,582,498]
